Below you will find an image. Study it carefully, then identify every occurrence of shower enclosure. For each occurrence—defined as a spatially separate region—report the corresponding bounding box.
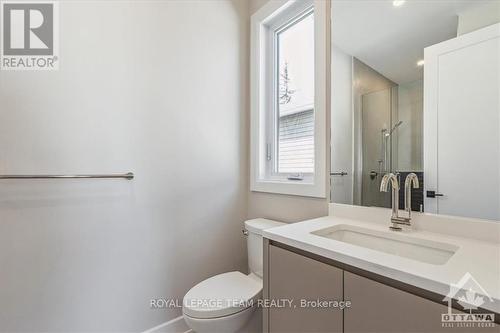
[330,57,418,210]
[349,59,399,208]
[357,87,400,208]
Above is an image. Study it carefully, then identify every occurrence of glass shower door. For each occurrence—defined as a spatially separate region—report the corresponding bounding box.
[360,88,393,208]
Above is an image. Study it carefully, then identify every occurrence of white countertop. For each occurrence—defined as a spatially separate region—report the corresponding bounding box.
[262,204,500,314]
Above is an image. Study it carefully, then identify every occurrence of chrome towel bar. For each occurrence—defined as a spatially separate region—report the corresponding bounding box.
[0,172,134,180]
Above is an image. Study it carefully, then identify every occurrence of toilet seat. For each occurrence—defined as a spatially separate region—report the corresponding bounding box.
[183,271,262,319]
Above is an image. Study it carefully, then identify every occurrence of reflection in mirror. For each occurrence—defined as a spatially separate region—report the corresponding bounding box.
[330,1,500,221]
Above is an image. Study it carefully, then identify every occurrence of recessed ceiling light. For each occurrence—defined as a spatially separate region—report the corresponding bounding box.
[393,0,406,7]
[417,60,425,67]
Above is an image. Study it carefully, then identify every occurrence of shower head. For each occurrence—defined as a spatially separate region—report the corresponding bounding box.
[385,121,403,137]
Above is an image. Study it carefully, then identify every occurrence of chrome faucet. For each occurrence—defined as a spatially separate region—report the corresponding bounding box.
[404,173,420,220]
[380,173,410,231]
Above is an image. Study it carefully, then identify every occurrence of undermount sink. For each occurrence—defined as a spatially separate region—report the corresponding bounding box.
[311,224,458,265]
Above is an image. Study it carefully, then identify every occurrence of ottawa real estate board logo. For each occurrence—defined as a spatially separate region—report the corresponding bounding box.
[0,1,59,70]
[442,272,496,329]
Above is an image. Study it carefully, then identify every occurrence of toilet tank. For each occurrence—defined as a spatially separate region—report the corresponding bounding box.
[244,219,285,278]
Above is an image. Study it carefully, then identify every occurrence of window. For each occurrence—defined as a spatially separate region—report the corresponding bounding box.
[277,11,315,175]
[250,0,328,197]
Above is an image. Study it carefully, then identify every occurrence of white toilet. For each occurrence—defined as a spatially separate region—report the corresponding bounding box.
[183,218,284,333]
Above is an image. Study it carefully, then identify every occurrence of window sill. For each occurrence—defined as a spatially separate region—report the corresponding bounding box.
[251,178,326,198]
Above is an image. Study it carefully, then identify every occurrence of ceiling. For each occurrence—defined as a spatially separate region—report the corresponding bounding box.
[332,0,488,84]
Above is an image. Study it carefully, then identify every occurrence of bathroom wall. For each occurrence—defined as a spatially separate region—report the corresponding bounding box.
[247,0,329,223]
[249,0,270,15]
[457,1,500,36]
[396,80,423,172]
[0,0,249,331]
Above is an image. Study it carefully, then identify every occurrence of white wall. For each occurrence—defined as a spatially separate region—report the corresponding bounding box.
[396,80,423,172]
[0,0,249,331]
[247,0,329,223]
[249,0,270,15]
[457,1,500,36]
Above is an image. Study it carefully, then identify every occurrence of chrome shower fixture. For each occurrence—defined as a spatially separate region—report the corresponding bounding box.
[385,120,403,137]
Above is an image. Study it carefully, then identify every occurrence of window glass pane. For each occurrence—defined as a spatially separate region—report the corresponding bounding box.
[277,12,315,174]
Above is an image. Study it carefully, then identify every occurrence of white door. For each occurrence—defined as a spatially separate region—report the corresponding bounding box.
[424,23,500,220]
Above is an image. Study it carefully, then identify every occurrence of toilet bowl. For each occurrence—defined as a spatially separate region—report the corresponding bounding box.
[183,305,257,333]
[182,219,285,333]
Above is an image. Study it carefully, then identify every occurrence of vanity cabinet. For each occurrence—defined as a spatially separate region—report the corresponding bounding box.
[265,242,498,333]
[267,244,343,333]
[345,271,454,333]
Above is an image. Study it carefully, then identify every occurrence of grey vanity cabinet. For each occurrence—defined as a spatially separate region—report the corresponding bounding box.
[266,243,499,333]
[267,244,343,333]
[344,271,451,333]
[343,272,499,333]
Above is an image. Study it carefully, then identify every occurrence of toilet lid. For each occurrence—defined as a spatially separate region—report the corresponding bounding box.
[183,271,262,319]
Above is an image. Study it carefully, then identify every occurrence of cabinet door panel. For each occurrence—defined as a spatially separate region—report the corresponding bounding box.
[344,271,497,333]
[268,245,343,333]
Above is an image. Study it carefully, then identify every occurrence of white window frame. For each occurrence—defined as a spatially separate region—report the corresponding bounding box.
[250,0,329,198]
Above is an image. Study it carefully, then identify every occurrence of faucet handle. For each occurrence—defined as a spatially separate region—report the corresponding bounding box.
[380,173,399,192]
[380,173,390,192]
[405,173,419,189]
[404,173,420,218]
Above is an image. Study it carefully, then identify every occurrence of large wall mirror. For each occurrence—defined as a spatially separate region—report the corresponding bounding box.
[329,0,500,221]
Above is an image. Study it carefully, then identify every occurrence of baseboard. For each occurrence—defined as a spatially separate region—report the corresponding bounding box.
[142,316,191,333]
